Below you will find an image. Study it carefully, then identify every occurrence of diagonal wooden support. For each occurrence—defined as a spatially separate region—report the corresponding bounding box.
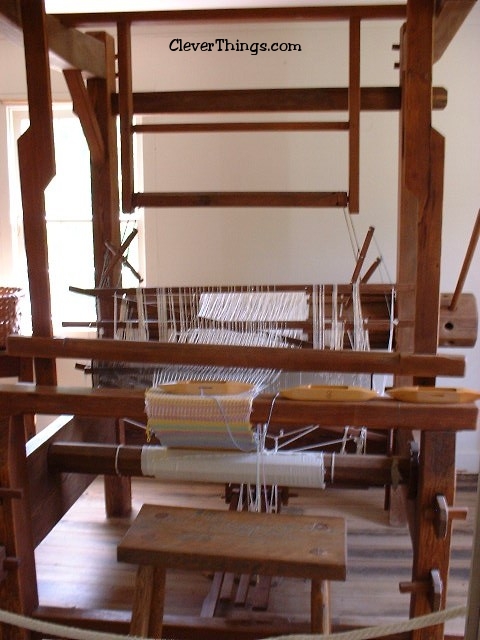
[63,68,105,165]
[351,226,375,283]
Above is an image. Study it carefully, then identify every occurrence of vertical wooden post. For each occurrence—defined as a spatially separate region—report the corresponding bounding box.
[465,474,480,640]
[103,419,132,518]
[17,0,56,386]
[87,33,132,517]
[0,416,38,639]
[117,20,135,214]
[348,17,361,214]
[87,32,122,297]
[410,123,451,640]
[396,1,453,638]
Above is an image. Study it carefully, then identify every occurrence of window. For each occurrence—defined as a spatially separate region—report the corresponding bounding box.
[7,103,142,335]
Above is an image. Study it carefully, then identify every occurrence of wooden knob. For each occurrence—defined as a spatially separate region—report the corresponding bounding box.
[0,545,19,584]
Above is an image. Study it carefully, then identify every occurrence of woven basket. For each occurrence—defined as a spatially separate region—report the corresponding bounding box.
[0,287,21,348]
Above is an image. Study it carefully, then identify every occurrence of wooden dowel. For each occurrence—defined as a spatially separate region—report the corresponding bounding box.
[449,208,480,311]
[361,257,382,284]
[68,282,415,299]
[105,241,143,282]
[351,226,375,283]
[101,228,138,281]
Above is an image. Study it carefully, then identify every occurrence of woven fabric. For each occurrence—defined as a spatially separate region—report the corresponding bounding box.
[145,388,255,450]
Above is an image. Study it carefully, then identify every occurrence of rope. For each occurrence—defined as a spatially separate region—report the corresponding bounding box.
[262,605,467,640]
[0,604,467,640]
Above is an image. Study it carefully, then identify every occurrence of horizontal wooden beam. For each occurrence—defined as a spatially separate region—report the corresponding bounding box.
[53,5,407,28]
[0,0,106,77]
[6,336,466,377]
[112,87,448,115]
[68,283,413,298]
[132,191,349,208]
[0,383,476,431]
[133,121,350,133]
[48,442,409,487]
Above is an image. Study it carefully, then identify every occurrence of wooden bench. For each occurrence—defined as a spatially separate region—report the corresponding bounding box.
[117,504,347,637]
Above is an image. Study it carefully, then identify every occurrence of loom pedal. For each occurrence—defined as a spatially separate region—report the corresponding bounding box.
[251,575,272,610]
[201,572,223,617]
[203,570,269,613]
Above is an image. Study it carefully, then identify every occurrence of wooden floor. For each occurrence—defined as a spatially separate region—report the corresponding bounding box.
[34,474,477,636]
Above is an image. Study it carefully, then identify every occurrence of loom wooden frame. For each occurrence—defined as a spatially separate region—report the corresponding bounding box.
[0,1,478,639]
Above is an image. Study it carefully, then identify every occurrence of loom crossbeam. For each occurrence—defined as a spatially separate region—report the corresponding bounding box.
[0,382,477,431]
[47,442,411,488]
[67,284,478,349]
[6,336,467,376]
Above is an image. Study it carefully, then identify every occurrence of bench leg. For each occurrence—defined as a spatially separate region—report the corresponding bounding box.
[311,579,331,633]
[130,565,166,637]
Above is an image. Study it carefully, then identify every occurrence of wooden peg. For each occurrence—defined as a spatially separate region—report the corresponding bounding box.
[360,257,382,284]
[101,228,140,283]
[0,546,5,583]
[0,487,23,501]
[105,241,143,283]
[399,569,443,612]
[407,441,419,500]
[0,546,19,584]
[434,494,468,539]
[351,226,375,284]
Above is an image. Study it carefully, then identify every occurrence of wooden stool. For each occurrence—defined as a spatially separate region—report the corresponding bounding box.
[118,504,346,637]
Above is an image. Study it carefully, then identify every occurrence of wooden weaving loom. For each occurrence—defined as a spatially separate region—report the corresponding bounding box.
[0,1,479,639]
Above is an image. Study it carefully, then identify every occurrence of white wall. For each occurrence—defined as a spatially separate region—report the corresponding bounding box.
[0,6,479,468]
[137,18,400,286]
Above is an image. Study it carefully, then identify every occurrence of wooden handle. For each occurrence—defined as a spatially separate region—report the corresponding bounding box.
[449,208,480,311]
[434,494,468,539]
